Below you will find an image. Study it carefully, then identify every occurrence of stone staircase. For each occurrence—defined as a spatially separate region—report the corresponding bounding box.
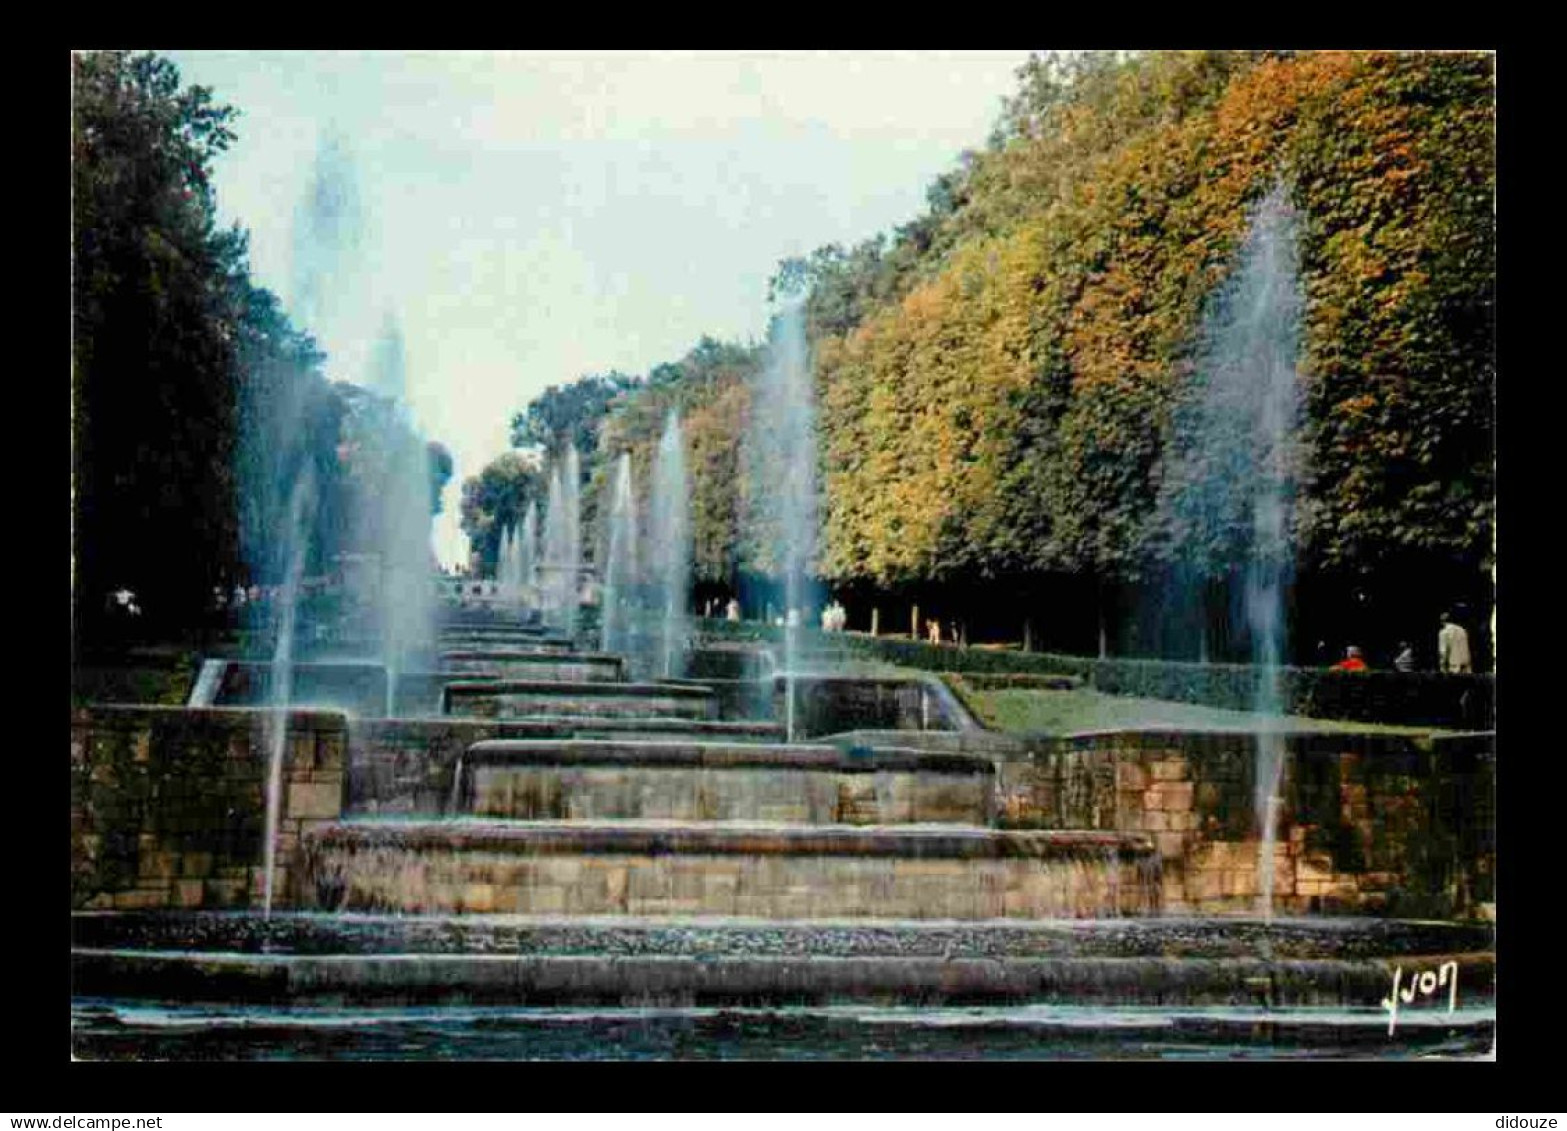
[298,614,1159,919]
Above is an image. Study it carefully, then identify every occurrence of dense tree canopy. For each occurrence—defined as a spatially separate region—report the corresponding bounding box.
[73,51,244,637]
[509,372,639,459]
[459,450,546,575]
[808,51,1493,598]
[479,51,1494,655]
[74,51,453,641]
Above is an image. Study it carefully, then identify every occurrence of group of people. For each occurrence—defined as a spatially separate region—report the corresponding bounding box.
[1329,611,1474,674]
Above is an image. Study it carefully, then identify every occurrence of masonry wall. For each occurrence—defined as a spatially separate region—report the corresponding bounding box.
[994,730,1494,919]
[71,706,348,910]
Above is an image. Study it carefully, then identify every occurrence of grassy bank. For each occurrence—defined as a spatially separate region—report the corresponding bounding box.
[962,684,1448,737]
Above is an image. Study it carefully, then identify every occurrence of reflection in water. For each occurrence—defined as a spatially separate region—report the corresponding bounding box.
[73,1000,1494,1061]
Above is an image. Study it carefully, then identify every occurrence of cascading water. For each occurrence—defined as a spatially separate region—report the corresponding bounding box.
[749,306,817,742]
[650,412,691,680]
[1155,182,1304,918]
[601,453,638,659]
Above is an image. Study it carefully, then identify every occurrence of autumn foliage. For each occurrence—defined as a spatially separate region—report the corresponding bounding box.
[513,52,1494,644]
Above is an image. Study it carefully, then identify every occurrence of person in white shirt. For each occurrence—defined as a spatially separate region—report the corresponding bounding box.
[1438,611,1472,673]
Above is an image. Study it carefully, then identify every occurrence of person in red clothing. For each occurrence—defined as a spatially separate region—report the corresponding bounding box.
[1331,645,1368,672]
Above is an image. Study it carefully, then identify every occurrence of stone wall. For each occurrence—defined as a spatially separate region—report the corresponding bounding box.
[782,675,977,738]
[300,823,1158,919]
[71,705,348,910]
[346,718,789,815]
[994,730,1494,919]
[464,750,994,825]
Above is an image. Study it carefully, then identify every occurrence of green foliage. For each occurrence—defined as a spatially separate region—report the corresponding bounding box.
[594,337,766,585]
[466,51,1491,622]
[427,441,454,515]
[459,450,546,574]
[73,51,243,636]
[509,371,639,458]
[74,51,461,641]
[803,51,1493,599]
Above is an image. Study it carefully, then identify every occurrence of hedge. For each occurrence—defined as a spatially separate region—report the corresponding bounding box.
[692,618,1492,729]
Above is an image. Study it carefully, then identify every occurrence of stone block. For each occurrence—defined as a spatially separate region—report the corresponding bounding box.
[1156,831,1187,860]
[286,779,343,820]
[139,850,178,881]
[1224,869,1258,898]
[316,732,346,771]
[289,733,315,769]
[113,886,169,910]
[180,852,214,883]
[461,883,496,913]
[1151,758,1187,782]
[1194,781,1225,811]
[174,879,205,908]
[1116,763,1149,791]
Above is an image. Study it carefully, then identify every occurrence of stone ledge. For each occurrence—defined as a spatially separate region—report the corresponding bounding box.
[306,819,1155,860]
[70,911,1499,960]
[444,680,717,699]
[70,948,1498,1008]
[463,740,995,776]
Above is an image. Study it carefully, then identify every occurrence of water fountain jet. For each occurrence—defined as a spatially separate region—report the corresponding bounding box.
[749,306,817,741]
[1154,181,1304,918]
[601,453,637,659]
[650,412,691,680]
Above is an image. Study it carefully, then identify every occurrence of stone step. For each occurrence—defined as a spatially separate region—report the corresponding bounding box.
[439,633,576,654]
[440,651,626,683]
[71,912,1496,1011]
[295,819,1159,920]
[349,719,789,816]
[71,949,1498,1015]
[72,911,1498,961]
[443,680,719,721]
[453,739,994,825]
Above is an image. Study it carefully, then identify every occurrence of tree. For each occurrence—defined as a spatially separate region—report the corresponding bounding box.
[73,51,242,640]
[427,441,454,515]
[509,372,640,459]
[460,451,546,575]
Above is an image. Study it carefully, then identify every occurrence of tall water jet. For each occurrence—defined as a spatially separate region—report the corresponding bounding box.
[749,305,817,741]
[520,500,538,594]
[1155,182,1304,918]
[542,464,565,628]
[499,522,525,604]
[650,412,691,679]
[364,315,437,716]
[289,131,365,362]
[541,448,582,639]
[601,452,638,659]
[565,445,581,640]
[262,466,316,918]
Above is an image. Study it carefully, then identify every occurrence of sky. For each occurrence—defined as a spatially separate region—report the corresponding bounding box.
[165,50,1031,568]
